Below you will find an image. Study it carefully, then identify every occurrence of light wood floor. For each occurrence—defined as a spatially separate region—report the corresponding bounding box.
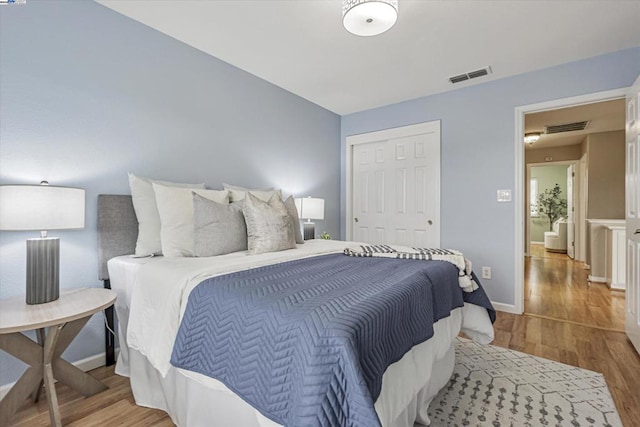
[7,313,639,427]
[6,365,173,426]
[494,312,640,427]
[526,243,626,331]
[6,248,639,426]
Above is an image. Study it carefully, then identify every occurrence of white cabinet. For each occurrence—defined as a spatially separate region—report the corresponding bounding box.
[606,225,626,290]
[587,219,625,282]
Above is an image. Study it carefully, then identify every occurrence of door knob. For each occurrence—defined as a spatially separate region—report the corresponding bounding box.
[427,220,433,226]
[635,229,640,235]
[354,217,359,223]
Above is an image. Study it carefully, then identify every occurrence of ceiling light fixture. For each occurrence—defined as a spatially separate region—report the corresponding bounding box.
[343,0,398,37]
[524,132,541,145]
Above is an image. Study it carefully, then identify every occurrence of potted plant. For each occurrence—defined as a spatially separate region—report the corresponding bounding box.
[535,183,567,231]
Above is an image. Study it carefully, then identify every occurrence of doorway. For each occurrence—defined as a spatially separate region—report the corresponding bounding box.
[526,161,579,261]
[515,89,628,328]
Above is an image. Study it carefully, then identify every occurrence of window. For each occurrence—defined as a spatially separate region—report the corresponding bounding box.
[530,178,538,217]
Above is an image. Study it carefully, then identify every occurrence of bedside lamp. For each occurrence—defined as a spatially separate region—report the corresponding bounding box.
[295,197,324,240]
[0,182,85,304]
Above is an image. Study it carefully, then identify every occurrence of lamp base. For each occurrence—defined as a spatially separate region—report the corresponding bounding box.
[303,222,315,240]
[26,237,60,304]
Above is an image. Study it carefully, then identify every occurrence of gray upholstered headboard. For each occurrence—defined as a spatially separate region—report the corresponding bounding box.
[97,194,138,281]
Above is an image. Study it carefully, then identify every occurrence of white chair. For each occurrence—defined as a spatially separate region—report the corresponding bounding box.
[544,219,567,252]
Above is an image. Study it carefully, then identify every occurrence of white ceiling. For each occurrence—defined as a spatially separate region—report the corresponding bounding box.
[524,98,625,150]
[96,0,640,115]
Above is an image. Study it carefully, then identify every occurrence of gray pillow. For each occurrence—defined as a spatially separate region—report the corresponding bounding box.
[283,196,304,244]
[222,183,274,192]
[193,193,247,257]
[242,192,296,255]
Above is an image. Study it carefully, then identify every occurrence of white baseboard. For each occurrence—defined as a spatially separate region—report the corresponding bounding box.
[588,275,607,283]
[491,301,520,314]
[0,349,119,401]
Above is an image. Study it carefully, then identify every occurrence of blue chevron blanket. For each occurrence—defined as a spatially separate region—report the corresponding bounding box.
[170,253,495,426]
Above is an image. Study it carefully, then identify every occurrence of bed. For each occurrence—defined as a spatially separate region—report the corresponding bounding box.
[97,194,495,427]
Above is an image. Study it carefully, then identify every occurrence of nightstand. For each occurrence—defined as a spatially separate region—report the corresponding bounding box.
[0,287,116,426]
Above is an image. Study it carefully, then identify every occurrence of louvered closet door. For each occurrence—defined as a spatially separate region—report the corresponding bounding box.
[625,74,640,355]
[350,122,440,247]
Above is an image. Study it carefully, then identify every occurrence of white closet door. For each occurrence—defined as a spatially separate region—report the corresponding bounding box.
[349,122,440,248]
[625,74,640,355]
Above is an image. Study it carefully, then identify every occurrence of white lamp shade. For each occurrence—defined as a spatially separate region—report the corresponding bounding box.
[343,0,398,37]
[295,197,325,221]
[0,185,85,231]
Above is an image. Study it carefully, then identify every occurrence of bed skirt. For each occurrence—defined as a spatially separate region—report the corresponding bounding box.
[124,308,462,427]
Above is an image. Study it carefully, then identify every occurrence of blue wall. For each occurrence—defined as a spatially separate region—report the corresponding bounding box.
[0,1,340,386]
[2,0,639,390]
[341,47,640,306]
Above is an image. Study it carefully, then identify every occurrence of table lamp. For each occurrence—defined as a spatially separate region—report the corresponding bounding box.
[0,182,85,304]
[295,197,324,240]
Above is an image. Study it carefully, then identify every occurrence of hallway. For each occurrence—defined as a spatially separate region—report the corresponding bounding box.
[525,243,625,331]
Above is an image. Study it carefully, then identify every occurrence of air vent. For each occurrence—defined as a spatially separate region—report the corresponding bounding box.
[449,74,469,84]
[545,121,590,134]
[449,66,492,84]
[467,68,488,79]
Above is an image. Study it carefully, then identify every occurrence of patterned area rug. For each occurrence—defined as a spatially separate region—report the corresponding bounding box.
[427,338,622,426]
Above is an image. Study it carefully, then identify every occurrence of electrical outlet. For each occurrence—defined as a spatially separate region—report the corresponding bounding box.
[482,266,491,279]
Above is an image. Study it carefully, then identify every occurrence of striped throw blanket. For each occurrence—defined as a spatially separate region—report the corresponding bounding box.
[344,244,479,292]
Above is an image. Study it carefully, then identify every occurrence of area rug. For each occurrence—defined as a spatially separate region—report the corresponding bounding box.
[427,338,622,426]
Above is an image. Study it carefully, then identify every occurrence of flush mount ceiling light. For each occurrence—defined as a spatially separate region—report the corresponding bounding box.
[524,132,541,145]
[343,0,398,37]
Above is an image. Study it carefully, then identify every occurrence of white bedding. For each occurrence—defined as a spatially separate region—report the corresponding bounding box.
[108,240,494,426]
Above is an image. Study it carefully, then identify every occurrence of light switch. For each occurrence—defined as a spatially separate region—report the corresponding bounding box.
[497,189,512,202]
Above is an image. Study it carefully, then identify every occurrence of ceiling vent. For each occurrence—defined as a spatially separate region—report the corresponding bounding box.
[545,121,590,134]
[449,66,492,84]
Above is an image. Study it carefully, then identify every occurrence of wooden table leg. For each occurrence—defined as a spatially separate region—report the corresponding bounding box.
[0,333,44,426]
[52,318,108,396]
[43,324,63,427]
[30,328,46,403]
[0,317,108,425]
[0,366,43,426]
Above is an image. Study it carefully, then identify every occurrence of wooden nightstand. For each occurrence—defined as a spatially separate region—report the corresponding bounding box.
[0,287,116,426]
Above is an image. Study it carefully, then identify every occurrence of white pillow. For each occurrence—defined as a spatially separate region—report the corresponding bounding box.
[128,173,205,256]
[153,183,229,257]
[222,183,280,203]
